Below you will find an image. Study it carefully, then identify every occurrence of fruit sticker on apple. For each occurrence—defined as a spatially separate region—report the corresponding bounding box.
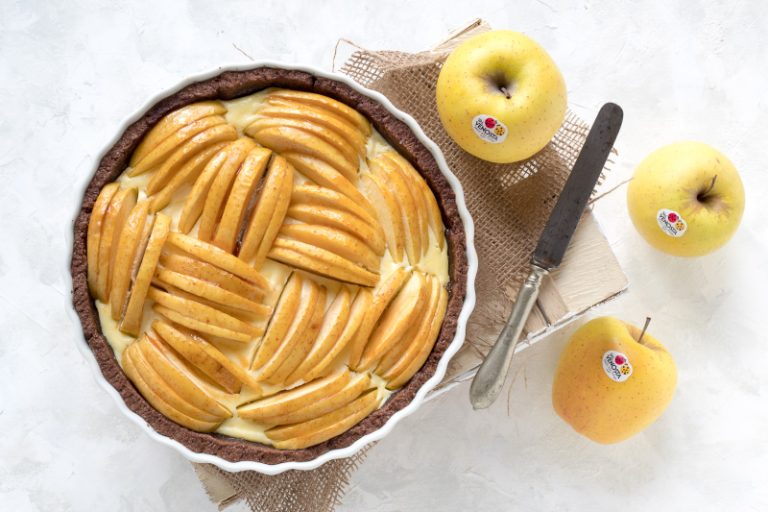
[472,115,508,144]
[656,209,687,238]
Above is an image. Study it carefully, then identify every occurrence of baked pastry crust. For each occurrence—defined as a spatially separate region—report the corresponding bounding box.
[71,67,467,464]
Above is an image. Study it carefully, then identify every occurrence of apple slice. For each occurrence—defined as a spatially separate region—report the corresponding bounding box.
[153,305,252,343]
[130,101,226,166]
[282,152,374,216]
[263,286,327,386]
[165,232,268,290]
[148,287,262,339]
[178,144,229,233]
[347,267,409,368]
[280,223,380,273]
[265,90,371,137]
[268,237,379,287]
[254,277,322,382]
[382,281,448,389]
[212,147,271,253]
[119,214,171,336]
[264,373,372,426]
[109,201,151,320]
[380,151,440,251]
[238,154,293,267]
[148,142,228,213]
[152,320,243,394]
[291,184,380,235]
[238,370,350,421]
[250,126,357,183]
[159,252,263,302]
[301,287,372,382]
[250,272,302,371]
[286,204,385,256]
[122,342,222,432]
[94,187,138,302]
[155,268,270,316]
[197,138,257,242]
[357,272,428,370]
[87,183,119,298]
[256,102,367,157]
[267,389,379,449]
[139,333,233,416]
[372,155,427,260]
[246,117,358,166]
[359,173,404,262]
[284,286,351,386]
[128,115,228,177]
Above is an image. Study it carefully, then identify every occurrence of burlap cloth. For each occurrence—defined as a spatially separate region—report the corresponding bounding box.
[194,19,607,511]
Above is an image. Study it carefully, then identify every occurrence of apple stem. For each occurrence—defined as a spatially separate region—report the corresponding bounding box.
[698,175,718,201]
[500,86,511,99]
[638,317,652,345]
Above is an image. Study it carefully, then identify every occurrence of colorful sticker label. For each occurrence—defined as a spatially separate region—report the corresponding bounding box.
[472,115,508,144]
[602,351,633,383]
[657,209,687,237]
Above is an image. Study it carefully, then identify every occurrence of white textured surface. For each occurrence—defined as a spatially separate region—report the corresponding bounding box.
[1,1,766,510]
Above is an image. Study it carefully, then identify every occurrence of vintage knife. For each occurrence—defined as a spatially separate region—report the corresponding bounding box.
[469,103,623,410]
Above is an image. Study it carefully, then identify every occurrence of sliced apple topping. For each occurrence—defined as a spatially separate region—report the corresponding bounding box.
[93,187,138,302]
[359,172,405,262]
[109,201,151,320]
[264,89,371,137]
[87,183,119,298]
[122,333,232,432]
[120,213,171,336]
[266,388,380,450]
[238,154,293,267]
[377,275,448,389]
[347,267,410,368]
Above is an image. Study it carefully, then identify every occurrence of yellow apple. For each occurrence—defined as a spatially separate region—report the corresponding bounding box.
[627,141,745,257]
[435,30,567,163]
[552,317,677,444]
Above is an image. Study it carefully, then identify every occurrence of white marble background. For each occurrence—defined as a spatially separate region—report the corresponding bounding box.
[1,0,767,510]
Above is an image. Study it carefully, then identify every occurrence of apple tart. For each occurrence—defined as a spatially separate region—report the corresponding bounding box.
[72,68,467,464]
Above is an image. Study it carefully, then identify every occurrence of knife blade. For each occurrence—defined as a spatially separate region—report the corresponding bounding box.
[469,103,623,410]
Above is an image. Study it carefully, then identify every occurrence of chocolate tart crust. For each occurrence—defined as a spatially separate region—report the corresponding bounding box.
[71,67,468,465]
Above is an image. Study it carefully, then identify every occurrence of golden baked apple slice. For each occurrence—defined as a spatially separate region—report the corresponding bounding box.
[197,138,258,242]
[130,101,226,166]
[357,272,429,371]
[109,201,151,320]
[159,252,263,302]
[238,370,351,421]
[284,286,351,386]
[178,144,229,233]
[129,115,229,177]
[246,117,358,166]
[265,89,371,137]
[250,272,302,371]
[152,320,246,394]
[347,267,410,368]
[381,278,448,389]
[291,184,382,238]
[263,373,372,426]
[268,237,379,287]
[148,142,228,213]
[212,147,271,253]
[279,224,380,273]
[119,213,171,336]
[301,287,372,383]
[255,102,367,158]
[149,287,262,341]
[370,155,426,261]
[165,233,268,290]
[238,154,293,267]
[87,183,119,298]
[95,187,138,302]
[266,389,379,450]
[282,152,374,214]
[152,306,252,343]
[359,172,405,262]
[250,126,357,183]
[286,203,385,256]
[122,342,223,432]
[253,276,323,382]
